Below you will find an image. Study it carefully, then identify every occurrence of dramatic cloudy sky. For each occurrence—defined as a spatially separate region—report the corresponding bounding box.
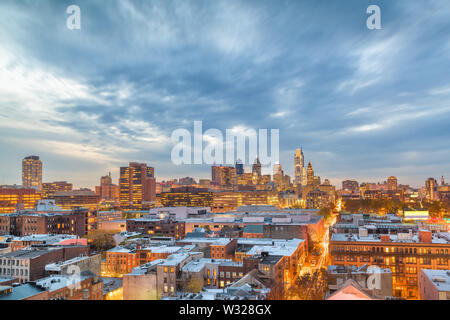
[0,0,449,188]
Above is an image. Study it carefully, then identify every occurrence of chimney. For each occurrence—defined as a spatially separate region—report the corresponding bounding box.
[419,230,432,243]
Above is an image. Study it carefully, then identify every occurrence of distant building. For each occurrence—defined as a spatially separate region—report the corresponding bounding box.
[294,148,304,186]
[387,176,398,191]
[211,166,237,186]
[95,173,119,201]
[306,162,314,186]
[53,190,101,211]
[0,188,42,214]
[425,178,438,201]
[160,187,213,208]
[126,217,185,240]
[342,180,359,193]
[22,156,42,190]
[235,160,244,176]
[120,162,156,209]
[42,181,73,199]
[252,157,262,184]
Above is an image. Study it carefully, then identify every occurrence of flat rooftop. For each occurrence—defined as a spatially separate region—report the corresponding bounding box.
[421,269,450,292]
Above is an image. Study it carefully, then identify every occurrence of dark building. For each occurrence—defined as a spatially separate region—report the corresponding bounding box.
[0,209,89,237]
[126,217,185,240]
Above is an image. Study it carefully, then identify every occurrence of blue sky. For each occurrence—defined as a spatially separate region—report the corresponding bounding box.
[0,0,449,188]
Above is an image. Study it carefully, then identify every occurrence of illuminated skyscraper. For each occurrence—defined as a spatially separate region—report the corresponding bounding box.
[294,148,304,186]
[22,156,42,190]
[120,162,156,208]
[387,176,398,191]
[273,162,283,189]
[425,178,438,201]
[252,157,262,185]
[307,162,314,186]
[211,165,236,186]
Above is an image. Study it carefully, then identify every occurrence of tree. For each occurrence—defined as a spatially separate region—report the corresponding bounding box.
[184,277,204,293]
[87,230,116,253]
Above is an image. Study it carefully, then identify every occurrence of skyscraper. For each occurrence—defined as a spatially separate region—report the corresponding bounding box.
[294,148,304,186]
[425,178,438,201]
[235,160,244,176]
[387,176,398,191]
[96,173,120,200]
[307,162,314,186]
[273,162,283,189]
[119,162,156,208]
[211,165,236,186]
[22,156,42,190]
[252,157,262,185]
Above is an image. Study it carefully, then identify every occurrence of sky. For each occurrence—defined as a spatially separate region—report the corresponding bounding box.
[0,0,449,189]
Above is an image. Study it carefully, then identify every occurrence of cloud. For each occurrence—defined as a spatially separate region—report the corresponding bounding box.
[0,0,449,188]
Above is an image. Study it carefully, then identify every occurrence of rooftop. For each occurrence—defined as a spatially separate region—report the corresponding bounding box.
[421,269,450,292]
[330,232,450,244]
[0,283,46,300]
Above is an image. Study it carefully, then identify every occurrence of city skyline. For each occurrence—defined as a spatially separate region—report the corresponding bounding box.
[1,1,449,188]
[1,153,448,191]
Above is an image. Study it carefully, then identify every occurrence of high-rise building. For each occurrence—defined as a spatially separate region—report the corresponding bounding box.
[302,167,307,186]
[294,149,304,186]
[119,162,156,208]
[212,166,237,186]
[306,162,314,186]
[252,157,262,185]
[273,163,283,190]
[425,178,438,201]
[235,160,244,176]
[387,176,398,191]
[95,173,120,201]
[22,156,42,190]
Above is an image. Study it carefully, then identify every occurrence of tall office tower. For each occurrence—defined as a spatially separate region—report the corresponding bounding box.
[307,162,314,186]
[211,166,236,186]
[441,176,446,186]
[302,167,307,186]
[387,176,398,191]
[119,162,156,208]
[273,162,283,189]
[22,156,42,190]
[314,176,321,186]
[294,148,304,186]
[252,157,262,184]
[235,160,244,176]
[96,173,120,200]
[425,178,438,201]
